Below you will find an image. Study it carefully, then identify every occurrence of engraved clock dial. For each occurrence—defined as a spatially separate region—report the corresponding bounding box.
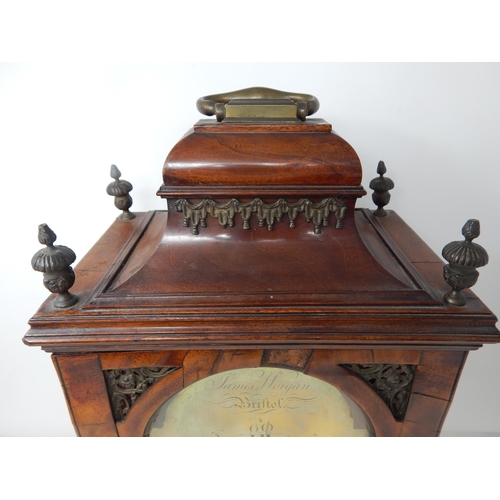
[149,367,373,437]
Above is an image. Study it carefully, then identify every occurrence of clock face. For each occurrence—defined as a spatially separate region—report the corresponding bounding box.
[149,367,373,437]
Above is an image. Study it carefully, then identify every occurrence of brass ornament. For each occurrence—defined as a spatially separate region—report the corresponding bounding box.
[175,197,347,235]
[31,224,78,308]
[369,161,395,217]
[340,364,416,421]
[442,219,489,306]
[106,164,135,220]
[104,366,180,423]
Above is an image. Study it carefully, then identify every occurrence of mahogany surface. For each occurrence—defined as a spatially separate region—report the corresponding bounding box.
[25,116,499,437]
[161,120,361,190]
[51,348,467,437]
[24,209,499,353]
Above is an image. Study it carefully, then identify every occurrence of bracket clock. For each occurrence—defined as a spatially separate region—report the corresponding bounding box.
[25,88,500,437]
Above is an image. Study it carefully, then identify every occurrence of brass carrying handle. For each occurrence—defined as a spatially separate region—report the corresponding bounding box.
[196,87,320,122]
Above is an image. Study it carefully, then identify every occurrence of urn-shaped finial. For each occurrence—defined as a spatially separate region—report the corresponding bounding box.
[106,165,135,220]
[442,219,489,306]
[31,224,78,308]
[369,161,395,217]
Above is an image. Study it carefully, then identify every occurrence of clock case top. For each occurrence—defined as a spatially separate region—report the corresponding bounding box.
[25,118,500,353]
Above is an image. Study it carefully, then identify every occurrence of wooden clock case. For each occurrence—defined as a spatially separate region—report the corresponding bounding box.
[24,90,500,437]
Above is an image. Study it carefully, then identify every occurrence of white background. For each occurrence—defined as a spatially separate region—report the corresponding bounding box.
[1,62,499,437]
[1,2,499,497]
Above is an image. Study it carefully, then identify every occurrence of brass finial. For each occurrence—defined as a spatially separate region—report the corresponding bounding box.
[369,161,395,217]
[442,219,489,306]
[31,224,78,308]
[106,165,135,220]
